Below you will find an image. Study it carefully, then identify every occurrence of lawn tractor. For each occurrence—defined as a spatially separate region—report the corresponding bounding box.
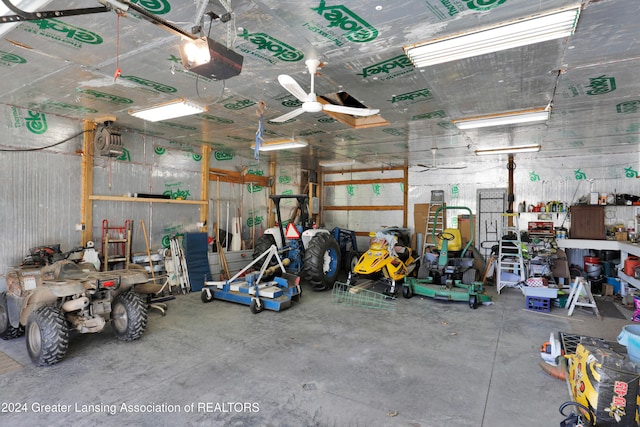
[345,227,419,296]
[402,206,491,308]
[252,194,357,291]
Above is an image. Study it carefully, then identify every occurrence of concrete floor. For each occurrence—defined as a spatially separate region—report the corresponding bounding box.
[0,279,634,427]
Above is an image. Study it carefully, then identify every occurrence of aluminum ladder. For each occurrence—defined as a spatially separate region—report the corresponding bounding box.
[497,213,526,294]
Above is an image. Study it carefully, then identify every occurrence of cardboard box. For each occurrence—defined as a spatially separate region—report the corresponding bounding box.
[569,342,638,426]
[603,283,614,296]
[458,214,475,245]
[616,231,628,241]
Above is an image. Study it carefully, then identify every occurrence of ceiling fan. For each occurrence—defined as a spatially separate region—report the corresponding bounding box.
[416,145,468,172]
[271,59,380,123]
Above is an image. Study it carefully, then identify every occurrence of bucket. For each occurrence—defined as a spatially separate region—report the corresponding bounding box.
[625,256,640,276]
[584,256,601,278]
[617,325,640,364]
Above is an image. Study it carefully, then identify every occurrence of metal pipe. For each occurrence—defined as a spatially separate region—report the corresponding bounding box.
[62,297,90,312]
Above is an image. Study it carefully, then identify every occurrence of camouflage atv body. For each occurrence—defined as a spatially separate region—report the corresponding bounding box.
[0,260,149,366]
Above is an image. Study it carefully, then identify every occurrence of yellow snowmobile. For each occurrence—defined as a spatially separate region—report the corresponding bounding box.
[345,227,418,296]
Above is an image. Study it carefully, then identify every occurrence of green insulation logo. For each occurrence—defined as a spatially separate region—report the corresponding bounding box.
[238,29,304,63]
[308,1,378,44]
[224,98,256,110]
[76,88,133,105]
[201,115,234,125]
[120,75,177,93]
[347,184,355,196]
[164,183,190,200]
[358,55,414,80]
[117,147,131,162]
[616,101,640,114]
[26,19,103,47]
[529,171,541,182]
[132,0,171,14]
[214,151,234,161]
[389,88,433,104]
[586,75,616,95]
[37,101,97,116]
[154,147,166,155]
[574,169,587,180]
[24,111,47,134]
[383,128,405,137]
[411,110,446,121]
[466,0,507,11]
[0,50,26,67]
[247,214,264,228]
[625,167,638,178]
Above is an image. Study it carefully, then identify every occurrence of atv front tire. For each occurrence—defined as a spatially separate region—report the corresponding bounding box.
[0,292,23,340]
[112,291,148,341]
[26,306,69,366]
[303,233,341,291]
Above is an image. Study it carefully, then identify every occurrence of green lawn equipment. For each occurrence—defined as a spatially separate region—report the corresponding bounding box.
[402,205,491,309]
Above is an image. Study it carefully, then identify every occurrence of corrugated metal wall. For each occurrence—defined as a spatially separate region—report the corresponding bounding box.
[2,104,638,287]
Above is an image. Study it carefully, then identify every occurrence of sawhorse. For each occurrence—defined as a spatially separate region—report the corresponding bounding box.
[565,276,602,320]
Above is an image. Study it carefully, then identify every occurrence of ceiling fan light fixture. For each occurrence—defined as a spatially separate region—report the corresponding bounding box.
[318,159,358,167]
[251,138,308,152]
[474,144,542,156]
[453,107,550,130]
[403,5,580,67]
[129,98,207,122]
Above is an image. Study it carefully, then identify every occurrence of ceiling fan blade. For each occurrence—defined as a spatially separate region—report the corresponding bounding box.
[278,75,308,102]
[322,104,379,117]
[271,108,305,123]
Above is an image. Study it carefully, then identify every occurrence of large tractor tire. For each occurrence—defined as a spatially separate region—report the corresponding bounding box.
[112,291,148,341]
[253,234,278,264]
[26,306,69,366]
[303,233,341,291]
[0,292,23,340]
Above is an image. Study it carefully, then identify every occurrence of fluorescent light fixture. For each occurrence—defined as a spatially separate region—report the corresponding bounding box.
[251,138,308,152]
[403,5,580,67]
[180,36,244,80]
[129,98,207,122]
[319,159,358,168]
[475,144,541,156]
[453,107,550,130]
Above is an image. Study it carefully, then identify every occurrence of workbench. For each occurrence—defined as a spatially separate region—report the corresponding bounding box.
[556,239,640,294]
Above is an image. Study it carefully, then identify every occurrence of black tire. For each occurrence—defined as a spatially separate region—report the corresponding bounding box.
[253,234,277,265]
[344,250,360,273]
[201,289,214,303]
[402,285,413,299]
[469,294,479,309]
[26,306,69,366]
[112,291,148,341]
[0,292,23,340]
[303,233,341,291]
[250,299,263,314]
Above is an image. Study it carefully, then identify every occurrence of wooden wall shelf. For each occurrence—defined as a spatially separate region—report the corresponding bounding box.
[89,195,207,205]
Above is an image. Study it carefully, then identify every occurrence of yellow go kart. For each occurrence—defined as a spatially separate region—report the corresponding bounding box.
[345,227,419,296]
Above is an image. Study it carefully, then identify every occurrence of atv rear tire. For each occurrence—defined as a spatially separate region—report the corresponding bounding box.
[0,292,23,340]
[26,306,69,366]
[303,233,341,291]
[112,291,148,341]
[344,250,360,274]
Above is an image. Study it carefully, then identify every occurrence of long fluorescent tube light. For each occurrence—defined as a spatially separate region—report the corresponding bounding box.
[251,138,308,152]
[129,98,207,122]
[319,159,358,168]
[403,5,580,67]
[475,144,541,156]
[453,107,550,130]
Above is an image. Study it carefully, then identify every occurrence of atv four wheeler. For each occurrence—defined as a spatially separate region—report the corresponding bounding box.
[0,254,150,366]
[346,227,419,296]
